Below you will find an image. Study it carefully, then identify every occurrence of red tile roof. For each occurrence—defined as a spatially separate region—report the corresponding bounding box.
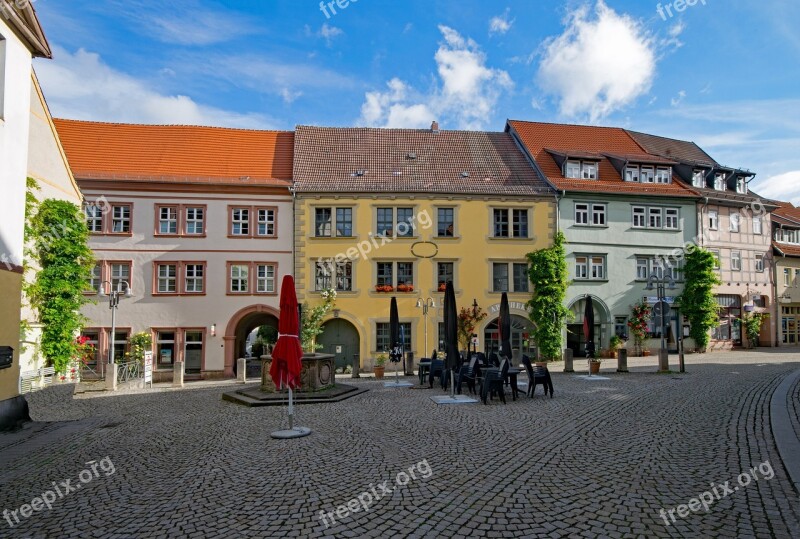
[507,120,700,198]
[772,201,800,225]
[774,242,800,257]
[53,119,294,186]
[292,126,553,196]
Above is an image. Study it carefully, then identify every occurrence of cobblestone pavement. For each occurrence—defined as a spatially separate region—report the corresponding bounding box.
[1,350,800,538]
[791,374,800,452]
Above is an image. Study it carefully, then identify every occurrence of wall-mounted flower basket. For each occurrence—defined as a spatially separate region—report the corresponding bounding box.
[437,283,447,292]
[375,285,394,293]
[397,284,414,293]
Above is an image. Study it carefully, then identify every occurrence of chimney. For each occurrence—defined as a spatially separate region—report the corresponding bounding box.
[431,121,439,132]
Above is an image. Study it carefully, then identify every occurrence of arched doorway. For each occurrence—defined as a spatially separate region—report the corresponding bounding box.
[567,296,608,357]
[484,315,534,361]
[224,305,279,377]
[317,318,360,373]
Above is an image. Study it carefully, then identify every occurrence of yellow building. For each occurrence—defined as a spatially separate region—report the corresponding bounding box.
[773,202,800,346]
[293,124,555,372]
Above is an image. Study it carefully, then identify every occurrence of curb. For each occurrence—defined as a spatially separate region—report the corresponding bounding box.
[770,368,800,495]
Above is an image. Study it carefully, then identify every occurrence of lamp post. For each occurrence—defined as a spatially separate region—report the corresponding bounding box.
[99,280,132,366]
[416,297,436,358]
[645,273,676,372]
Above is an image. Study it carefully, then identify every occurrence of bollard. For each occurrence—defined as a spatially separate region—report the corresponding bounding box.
[351,354,360,378]
[658,350,669,372]
[173,361,184,388]
[563,348,574,373]
[105,363,119,392]
[617,348,628,373]
[405,352,414,376]
[237,358,247,384]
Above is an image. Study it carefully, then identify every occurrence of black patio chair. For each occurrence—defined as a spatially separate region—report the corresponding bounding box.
[475,352,487,367]
[429,359,447,389]
[488,353,500,367]
[481,359,509,404]
[455,355,478,395]
[521,355,554,398]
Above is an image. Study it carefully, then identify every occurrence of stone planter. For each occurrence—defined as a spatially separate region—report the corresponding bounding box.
[260,353,335,393]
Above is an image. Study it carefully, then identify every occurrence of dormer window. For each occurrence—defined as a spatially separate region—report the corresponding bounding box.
[640,166,654,183]
[692,170,705,188]
[625,166,639,182]
[655,167,671,184]
[714,173,726,191]
[736,177,747,194]
[565,160,598,180]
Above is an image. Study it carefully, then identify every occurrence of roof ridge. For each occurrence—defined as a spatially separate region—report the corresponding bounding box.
[296,125,507,135]
[53,118,293,135]
[508,119,629,133]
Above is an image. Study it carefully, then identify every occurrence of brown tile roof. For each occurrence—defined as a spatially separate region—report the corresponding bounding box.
[53,119,294,186]
[292,126,553,196]
[626,130,716,166]
[774,242,800,257]
[507,120,699,198]
[772,201,800,225]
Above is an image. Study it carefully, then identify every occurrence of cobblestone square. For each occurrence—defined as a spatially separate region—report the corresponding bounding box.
[1,350,799,538]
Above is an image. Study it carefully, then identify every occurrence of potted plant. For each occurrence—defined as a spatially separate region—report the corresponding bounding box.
[609,334,626,358]
[373,353,387,379]
[628,300,652,357]
[589,352,602,374]
[438,282,447,292]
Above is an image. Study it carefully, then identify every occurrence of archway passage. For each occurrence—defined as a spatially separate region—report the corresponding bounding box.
[484,315,534,361]
[567,296,606,358]
[317,318,360,373]
[224,305,279,377]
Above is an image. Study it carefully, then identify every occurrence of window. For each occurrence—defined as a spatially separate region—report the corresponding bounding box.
[396,208,414,237]
[397,262,413,286]
[437,262,454,291]
[575,257,588,279]
[655,167,671,184]
[709,211,719,230]
[692,170,705,188]
[377,208,394,237]
[785,269,791,287]
[257,209,276,237]
[87,264,102,294]
[625,166,639,183]
[85,204,103,233]
[231,208,250,236]
[753,216,762,235]
[714,173,726,191]
[375,261,414,291]
[156,263,177,293]
[730,212,740,232]
[111,205,131,233]
[184,264,204,293]
[494,209,528,238]
[565,161,581,179]
[230,264,249,293]
[513,263,529,293]
[665,209,679,230]
[709,250,721,269]
[493,263,509,292]
[376,322,411,352]
[376,262,393,288]
[592,205,606,226]
[755,255,765,273]
[156,331,175,367]
[648,208,662,229]
[184,331,204,375]
[636,258,649,280]
[633,207,646,228]
[512,210,529,237]
[437,208,455,237]
[315,261,353,291]
[336,208,353,237]
[493,209,509,237]
[581,162,597,180]
[640,167,655,183]
[731,251,742,271]
[575,204,589,225]
[736,177,747,194]
[110,263,131,291]
[158,207,178,235]
[375,207,414,237]
[315,208,332,237]
[590,257,606,280]
[108,330,129,363]
[615,317,628,338]
[256,264,276,293]
[79,330,100,367]
[185,207,205,235]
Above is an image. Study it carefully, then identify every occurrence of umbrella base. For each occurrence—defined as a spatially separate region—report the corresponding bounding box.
[384,381,414,388]
[270,427,312,439]
[430,395,479,405]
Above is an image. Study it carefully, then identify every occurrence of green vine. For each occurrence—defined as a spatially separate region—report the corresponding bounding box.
[300,288,337,352]
[126,332,153,366]
[677,247,721,352]
[526,232,571,361]
[741,312,765,349]
[24,191,94,374]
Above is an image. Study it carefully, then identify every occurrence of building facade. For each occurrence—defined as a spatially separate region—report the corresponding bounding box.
[771,202,800,346]
[54,120,295,381]
[508,121,700,356]
[293,124,555,371]
[628,131,777,349]
[0,0,51,428]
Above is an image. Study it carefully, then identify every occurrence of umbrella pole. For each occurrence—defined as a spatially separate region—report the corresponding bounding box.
[288,386,294,430]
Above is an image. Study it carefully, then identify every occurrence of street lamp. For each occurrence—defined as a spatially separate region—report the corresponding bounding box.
[99,280,132,365]
[471,299,479,356]
[416,297,436,358]
[645,272,676,372]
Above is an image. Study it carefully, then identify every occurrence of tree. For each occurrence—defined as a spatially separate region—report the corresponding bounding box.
[678,247,721,352]
[457,306,487,350]
[526,232,571,361]
[25,197,94,373]
[300,288,337,352]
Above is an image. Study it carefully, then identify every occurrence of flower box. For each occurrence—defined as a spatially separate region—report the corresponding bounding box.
[375,285,394,293]
[438,283,447,292]
[397,284,414,293]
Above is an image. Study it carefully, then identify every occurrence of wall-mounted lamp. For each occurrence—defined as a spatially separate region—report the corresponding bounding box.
[210,323,217,337]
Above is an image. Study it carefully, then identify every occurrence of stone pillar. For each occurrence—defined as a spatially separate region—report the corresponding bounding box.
[563,349,574,373]
[405,352,414,376]
[658,350,669,372]
[237,358,247,384]
[617,348,628,373]
[173,361,184,388]
[105,364,118,392]
[351,354,360,378]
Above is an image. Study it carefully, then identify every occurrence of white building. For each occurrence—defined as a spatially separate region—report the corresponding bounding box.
[0,0,51,429]
[54,119,295,381]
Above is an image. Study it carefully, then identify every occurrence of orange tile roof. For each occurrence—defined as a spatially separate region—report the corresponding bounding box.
[53,119,294,186]
[772,200,800,225]
[507,120,699,198]
[774,242,800,258]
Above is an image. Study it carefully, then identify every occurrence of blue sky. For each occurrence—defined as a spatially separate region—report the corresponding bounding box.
[33,0,800,202]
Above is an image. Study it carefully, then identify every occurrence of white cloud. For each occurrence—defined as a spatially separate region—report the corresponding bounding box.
[36,46,277,129]
[358,26,512,130]
[280,88,303,104]
[752,171,800,205]
[489,9,514,35]
[537,0,656,122]
[306,23,344,46]
[671,90,686,107]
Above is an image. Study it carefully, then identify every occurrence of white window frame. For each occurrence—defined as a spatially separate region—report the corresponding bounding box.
[592,204,606,226]
[185,207,205,235]
[636,258,649,280]
[159,207,178,235]
[655,167,671,184]
[632,207,646,228]
[625,166,640,183]
[231,209,250,236]
[257,209,276,237]
[709,211,719,231]
[731,251,742,271]
[755,255,764,273]
[85,204,103,233]
[648,207,663,229]
[730,212,740,233]
[256,264,276,293]
[590,256,606,280]
[640,166,655,183]
[692,170,705,188]
[753,216,762,235]
[575,257,588,280]
[665,208,679,230]
[575,203,589,225]
[157,264,177,293]
[185,264,204,293]
[581,162,597,180]
[714,173,726,191]
[230,264,249,293]
[565,161,581,179]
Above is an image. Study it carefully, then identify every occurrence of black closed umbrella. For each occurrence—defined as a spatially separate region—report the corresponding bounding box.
[444,281,459,396]
[389,296,402,384]
[499,292,513,363]
[583,295,596,359]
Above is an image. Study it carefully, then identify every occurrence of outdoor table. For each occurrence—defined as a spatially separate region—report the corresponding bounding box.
[418,359,431,386]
